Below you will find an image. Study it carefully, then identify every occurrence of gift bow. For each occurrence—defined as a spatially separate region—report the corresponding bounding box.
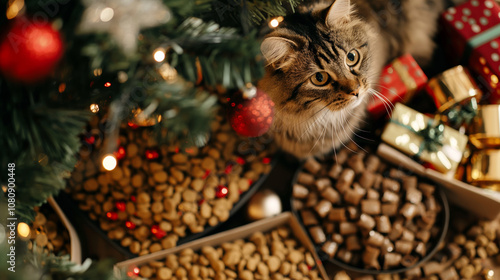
[445,98,478,126]
[390,118,445,157]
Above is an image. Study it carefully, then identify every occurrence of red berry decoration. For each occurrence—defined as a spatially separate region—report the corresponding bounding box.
[262,157,271,164]
[106,211,118,221]
[115,201,126,212]
[84,135,95,145]
[236,157,246,165]
[215,185,229,198]
[125,221,136,230]
[151,225,166,239]
[227,87,274,137]
[145,149,160,160]
[0,18,64,83]
[114,146,126,160]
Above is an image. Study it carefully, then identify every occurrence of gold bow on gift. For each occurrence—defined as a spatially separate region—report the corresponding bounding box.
[381,103,468,174]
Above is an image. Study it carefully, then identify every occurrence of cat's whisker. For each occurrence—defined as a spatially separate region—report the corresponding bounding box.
[309,110,330,155]
[369,88,394,117]
[331,120,339,163]
[345,109,374,142]
[341,109,368,153]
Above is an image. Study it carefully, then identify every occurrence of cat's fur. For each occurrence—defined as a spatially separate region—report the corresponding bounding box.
[259,0,443,159]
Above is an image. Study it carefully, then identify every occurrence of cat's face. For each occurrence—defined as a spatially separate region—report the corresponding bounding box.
[261,0,378,117]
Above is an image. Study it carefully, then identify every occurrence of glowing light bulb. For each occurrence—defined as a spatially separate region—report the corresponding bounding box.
[90,104,99,113]
[102,154,117,171]
[18,222,30,239]
[100,7,114,22]
[269,19,279,28]
[104,82,111,87]
[154,48,166,62]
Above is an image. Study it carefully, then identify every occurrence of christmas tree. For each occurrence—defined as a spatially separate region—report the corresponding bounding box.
[0,0,301,278]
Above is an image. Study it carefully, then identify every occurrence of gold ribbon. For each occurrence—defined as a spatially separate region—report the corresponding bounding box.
[392,59,417,100]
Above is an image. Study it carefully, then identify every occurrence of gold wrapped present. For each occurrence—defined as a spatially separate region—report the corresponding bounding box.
[381,103,468,174]
[469,105,500,149]
[467,149,500,191]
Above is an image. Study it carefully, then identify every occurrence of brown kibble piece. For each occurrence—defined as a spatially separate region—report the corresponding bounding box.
[339,222,358,235]
[297,172,315,186]
[336,169,355,193]
[361,200,381,215]
[309,226,326,244]
[362,246,380,270]
[293,184,309,199]
[376,215,392,233]
[357,214,376,231]
[322,187,340,204]
[315,178,331,191]
[382,178,400,192]
[304,157,322,174]
[358,171,376,189]
[314,199,332,218]
[267,256,281,273]
[383,253,402,269]
[322,241,339,258]
[328,164,343,179]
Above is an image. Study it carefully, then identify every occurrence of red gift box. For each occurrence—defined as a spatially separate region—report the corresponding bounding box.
[441,0,500,102]
[368,54,427,119]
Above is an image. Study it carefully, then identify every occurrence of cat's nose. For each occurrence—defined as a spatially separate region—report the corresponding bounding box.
[347,90,359,97]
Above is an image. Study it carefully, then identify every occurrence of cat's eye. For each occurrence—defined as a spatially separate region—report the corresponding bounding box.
[310,71,330,86]
[345,49,361,67]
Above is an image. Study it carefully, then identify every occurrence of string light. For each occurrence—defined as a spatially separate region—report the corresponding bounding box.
[100,7,114,22]
[153,48,166,62]
[93,68,102,76]
[58,83,66,93]
[90,104,100,113]
[104,82,111,87]
[6,0,24,20]
[102,154,117,171]
[17,222,30,239]
[269,16,284,28]
[159,63,178,81]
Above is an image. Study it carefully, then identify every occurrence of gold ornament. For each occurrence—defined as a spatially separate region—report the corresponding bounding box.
[246,189,282,221]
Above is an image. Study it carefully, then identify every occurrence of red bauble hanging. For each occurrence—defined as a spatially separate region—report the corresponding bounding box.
[0,18,64,83]
[227,87,274,137]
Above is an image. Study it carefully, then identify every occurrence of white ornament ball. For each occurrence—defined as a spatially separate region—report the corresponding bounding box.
[247,189,282,221]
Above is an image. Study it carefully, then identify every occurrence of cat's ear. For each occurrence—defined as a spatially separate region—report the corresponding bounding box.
[261,37,298,69]
[326,0,351,27]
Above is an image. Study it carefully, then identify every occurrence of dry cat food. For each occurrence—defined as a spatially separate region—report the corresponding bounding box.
[28,206,71,256]
[136,226,324,280]
[292,146,445,271]
[68,109,275,255]
[330,210,500,280]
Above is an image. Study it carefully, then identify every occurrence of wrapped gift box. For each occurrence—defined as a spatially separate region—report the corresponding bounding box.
[368,54,427,119]
[381,103,468,174]
[440,0,500,101]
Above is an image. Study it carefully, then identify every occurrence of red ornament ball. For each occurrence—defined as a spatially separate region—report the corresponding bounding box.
[227,88,274,137]
[0,19,64,83]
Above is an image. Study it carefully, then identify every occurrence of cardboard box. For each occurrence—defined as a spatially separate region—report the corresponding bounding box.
[114,212,329,279]
[47,196,82,264]
[377,143,500,220]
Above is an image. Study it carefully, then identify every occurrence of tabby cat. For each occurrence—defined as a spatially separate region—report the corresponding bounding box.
[259,0,443,158]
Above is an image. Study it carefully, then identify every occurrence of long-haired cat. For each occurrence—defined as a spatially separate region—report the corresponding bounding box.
[259,0,443,158]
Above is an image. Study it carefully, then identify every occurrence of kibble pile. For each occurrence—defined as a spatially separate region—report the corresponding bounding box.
[28,206,71,256]
[137,226,324,280]
[292,147,445,272]
[68,111,275,255]
[331,211,500,280]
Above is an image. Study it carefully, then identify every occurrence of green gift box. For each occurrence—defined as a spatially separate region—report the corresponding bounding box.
[381,103,468,174]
